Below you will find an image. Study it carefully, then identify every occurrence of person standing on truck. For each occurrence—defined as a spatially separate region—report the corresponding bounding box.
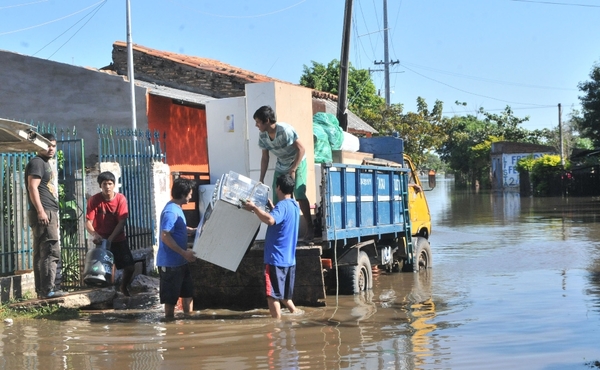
[85,171,135,296]
[253,105,314,241]
[25,133,66,299]
[242,173,301,319]
[157,178,198,319]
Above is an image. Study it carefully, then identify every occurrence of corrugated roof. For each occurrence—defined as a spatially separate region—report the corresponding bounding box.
[317,98,378,135]
[0,118,50,153]
[135,80,216,105]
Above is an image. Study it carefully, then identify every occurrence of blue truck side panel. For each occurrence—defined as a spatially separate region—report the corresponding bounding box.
[323,163,409,242]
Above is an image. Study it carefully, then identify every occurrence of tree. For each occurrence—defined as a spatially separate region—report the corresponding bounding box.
[299,60,384,117]
[438,113,493,187]
[577,63,600,147]
[361,98,448,168]
[478,106,537,142]
[437,102,550,188]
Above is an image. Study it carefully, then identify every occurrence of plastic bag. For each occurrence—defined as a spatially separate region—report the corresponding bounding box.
[313,112,344,150]
[313,124,332,163]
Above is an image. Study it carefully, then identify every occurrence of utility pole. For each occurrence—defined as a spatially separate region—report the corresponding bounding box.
[337,0,353,132]
[373,0,399,106]
[126,0,137,132]
[559,103,564,167]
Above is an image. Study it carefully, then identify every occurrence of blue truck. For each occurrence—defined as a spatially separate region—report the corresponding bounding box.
[316,136,433,295]
[191,135,433,307]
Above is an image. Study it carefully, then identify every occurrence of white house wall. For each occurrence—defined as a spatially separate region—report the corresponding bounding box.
[493,152,549,189]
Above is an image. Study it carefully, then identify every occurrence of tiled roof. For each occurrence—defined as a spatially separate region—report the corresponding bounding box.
[113,41,376,134]
[114,41,287,85]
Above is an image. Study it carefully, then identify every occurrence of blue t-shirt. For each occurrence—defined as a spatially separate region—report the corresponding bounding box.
[264,198,300,267]
[157,201,188,267]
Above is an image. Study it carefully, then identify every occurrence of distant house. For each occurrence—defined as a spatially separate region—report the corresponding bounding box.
[491,141,556,190]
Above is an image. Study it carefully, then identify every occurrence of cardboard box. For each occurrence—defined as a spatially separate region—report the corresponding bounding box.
[332,150,374,165]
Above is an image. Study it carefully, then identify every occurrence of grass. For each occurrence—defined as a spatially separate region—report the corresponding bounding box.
[1,296,81,321]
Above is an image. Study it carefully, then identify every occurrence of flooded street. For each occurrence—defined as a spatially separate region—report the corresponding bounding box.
[2,178,600,369]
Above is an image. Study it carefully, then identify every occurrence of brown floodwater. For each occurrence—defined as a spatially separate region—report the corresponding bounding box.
[2,178,600,369]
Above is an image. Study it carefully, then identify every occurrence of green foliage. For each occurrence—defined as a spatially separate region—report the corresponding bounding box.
[56,149,82,285]
[421,152,448,173]
[60,237,81,284]
[576,63,600,147]
[299,59,385,117]
[1,303,81,321]
[364,98,448,167]
[478,106,534,142]
[518,154,567,196]
[515,155,537,172]
[438,104,542,189]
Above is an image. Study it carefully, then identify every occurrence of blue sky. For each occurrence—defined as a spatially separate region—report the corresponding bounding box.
[1,0,599,131]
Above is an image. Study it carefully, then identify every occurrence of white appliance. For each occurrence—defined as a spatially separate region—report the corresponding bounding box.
[193,171,270,272]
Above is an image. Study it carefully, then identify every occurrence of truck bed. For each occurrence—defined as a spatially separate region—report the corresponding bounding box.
[321,163,411,244]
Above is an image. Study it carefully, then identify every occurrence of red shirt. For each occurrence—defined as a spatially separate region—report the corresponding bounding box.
[86,192,128,242]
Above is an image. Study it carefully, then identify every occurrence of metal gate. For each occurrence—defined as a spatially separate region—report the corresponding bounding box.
[98,126,166,250]
[0,124,87,290]
[55,129,87,290]
[0,152,33,275]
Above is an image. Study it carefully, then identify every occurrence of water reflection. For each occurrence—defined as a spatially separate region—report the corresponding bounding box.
[3,179,600,369]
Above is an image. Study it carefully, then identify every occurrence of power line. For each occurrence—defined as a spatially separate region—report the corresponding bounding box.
[510,0,600,8]
[401,64,550,107]
[45,2,106,60]
[166,0,307,19]
[0,0,106,36]
[400,61,577,91]
[33,1,106,59]
[0,0,48,10]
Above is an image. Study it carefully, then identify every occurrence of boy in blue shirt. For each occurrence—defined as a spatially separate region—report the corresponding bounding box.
[243,174,300,319]
[157,178,197,319]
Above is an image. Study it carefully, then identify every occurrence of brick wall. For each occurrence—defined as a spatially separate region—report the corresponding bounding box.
[112,45,248,98]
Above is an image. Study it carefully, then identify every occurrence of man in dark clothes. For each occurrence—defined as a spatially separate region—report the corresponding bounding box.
[25,133,66,299]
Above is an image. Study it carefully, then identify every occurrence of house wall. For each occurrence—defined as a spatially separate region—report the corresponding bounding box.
[0,50,148,163]
[491,152,550,189]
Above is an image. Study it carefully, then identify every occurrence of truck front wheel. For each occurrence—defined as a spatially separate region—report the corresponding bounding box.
[338,251,373,294]
[402,237,432,272]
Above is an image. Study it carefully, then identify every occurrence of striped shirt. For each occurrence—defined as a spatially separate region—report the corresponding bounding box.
[258,122,305,173]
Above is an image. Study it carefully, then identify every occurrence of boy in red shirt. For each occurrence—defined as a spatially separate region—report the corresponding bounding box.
[85,171,135,296]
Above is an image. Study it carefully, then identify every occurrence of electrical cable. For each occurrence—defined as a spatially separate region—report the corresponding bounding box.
[0,0,106,36]
[401,64,551,107]
[0,0,48,11]
[166,0,307,19]
[400,61,577,91]
[510,0,600,8]
[33,1,106,59]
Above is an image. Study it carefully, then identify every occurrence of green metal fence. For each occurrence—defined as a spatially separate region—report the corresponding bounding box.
[0,152,34,275]
[98,126,166,250]
[0,123,87,290]
[1,122,164,289]
[54,128,87,289]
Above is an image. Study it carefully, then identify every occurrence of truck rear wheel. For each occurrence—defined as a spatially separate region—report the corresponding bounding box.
[402,237,432,272]
[337,251,373,294]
